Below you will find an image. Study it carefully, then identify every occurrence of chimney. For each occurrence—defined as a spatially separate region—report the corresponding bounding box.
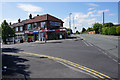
[18,18,21,23]
[37,14,39,16]
[9,22,11,25]
[29,14,32,19]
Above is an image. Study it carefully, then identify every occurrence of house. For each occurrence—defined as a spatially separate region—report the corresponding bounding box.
[10,14,67,42]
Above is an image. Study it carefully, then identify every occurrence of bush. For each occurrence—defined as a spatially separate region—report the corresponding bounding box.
[108,26,116,35]
[102,27,109,35]
[116,26,120,35]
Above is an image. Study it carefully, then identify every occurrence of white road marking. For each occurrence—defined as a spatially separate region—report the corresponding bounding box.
[88,42,93,46]
[97,48,119,63]
[83,41,89,46]
[112,59,118,62]
[98,49,102,52]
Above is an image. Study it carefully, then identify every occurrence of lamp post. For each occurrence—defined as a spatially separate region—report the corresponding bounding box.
[103,12,104,26]
[69,13,72,35]
[69,13,72,29]
[44,27,47,43]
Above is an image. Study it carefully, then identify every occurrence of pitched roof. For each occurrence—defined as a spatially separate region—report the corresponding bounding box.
[10,14,64,28]
[10,19,28,28]
[25,14,64,24]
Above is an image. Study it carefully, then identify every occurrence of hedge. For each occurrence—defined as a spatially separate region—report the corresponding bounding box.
[116,26,120,35]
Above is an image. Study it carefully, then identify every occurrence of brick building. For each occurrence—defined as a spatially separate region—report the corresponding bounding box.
[10,14,67,42]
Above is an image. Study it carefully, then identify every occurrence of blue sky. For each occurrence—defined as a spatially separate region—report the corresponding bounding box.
[1,2,118,32]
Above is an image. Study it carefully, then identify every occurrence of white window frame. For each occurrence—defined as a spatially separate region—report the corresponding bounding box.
[32,23,37,29]
[16,27,18,32]
[20,26,23,31]
[27,24,31,30]
[41,22,45,28]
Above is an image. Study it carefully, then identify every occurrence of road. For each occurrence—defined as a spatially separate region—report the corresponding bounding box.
[75,34,119,60]
[2,34,119,79]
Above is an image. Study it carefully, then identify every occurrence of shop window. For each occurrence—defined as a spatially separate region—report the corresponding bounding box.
[41,22,45,28]
[20,26,23,31]
[32,23,37,29]
[16,27,18,32]
[27,24,31,29]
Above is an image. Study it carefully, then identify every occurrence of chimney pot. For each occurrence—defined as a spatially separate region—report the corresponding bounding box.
[9,22,11,25]
[29,14,32,19]
[18,18,21,23]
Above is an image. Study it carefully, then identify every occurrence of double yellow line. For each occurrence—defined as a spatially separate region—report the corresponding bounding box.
[21,52,112,79]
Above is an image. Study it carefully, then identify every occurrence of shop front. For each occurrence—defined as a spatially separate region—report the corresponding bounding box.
[25,31,39,42]
[15,32,24,41]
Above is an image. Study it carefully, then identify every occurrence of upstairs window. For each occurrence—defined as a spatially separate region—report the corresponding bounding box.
[32,23,37,29]
[50,21,61,26]
[20,26,23,31]
[16,27,18,32]
[27,24,31,29]
[41,22,45,28]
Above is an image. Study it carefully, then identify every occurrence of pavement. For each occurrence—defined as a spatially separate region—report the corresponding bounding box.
[2,35,119,79]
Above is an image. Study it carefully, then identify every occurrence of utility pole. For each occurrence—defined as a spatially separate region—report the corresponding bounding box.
[73,16,75,33]
[103,12,104,26]
[118,1,120,24]
[69,13,72,29]
[69,13,72,35]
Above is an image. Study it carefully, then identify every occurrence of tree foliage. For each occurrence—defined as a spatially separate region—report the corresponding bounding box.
[1,20,15,44]
[116,26,120,35]
[66,28,73,35]
[75,30,80,34]
[108,26,116,35]
[93,23,103,34]
[102,27,109,35]
[0,26,1,37]
[104,22,114,27]
[82,28,86,33]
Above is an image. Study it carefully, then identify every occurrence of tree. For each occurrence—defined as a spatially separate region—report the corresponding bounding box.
[108,26,116,35]
[116,26,120,35]
[87,27,93,32]
[104,22,114,27]
[1,20,15,44]
[0,27,1,37]
[102,27,109,35]
[82,28,86,33]
[66,28,73,35]
[93,23,103,34]
[75,30,80,34]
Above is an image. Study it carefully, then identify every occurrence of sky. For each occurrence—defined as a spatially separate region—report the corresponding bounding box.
[1,2,118,32]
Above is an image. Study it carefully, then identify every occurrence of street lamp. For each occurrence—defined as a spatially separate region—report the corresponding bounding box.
[69,13,72,29]
[69,13,72,35]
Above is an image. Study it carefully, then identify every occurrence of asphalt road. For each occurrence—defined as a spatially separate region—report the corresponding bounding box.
[2,35,119,79]
[75,34,119,59]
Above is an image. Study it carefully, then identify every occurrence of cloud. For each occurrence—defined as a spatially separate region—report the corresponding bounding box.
[88,3,99,7]
[88,8,95,11]
[109,13,115,16]
[63,11,98,32]
[17,4,43,13]
[97,9,109,14]
[113,22,118,25]
[91,14,101,17]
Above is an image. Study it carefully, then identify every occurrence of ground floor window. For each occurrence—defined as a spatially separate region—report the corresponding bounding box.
[47,32,65,40]
[25,34,38,42]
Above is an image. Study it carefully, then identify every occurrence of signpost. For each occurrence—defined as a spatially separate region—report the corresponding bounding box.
[44,28,47,43]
